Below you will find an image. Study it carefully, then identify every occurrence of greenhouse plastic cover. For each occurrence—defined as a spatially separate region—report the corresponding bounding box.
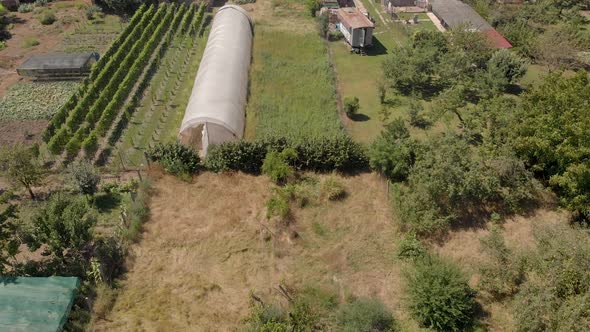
[0,277,80,332]
[179,5,252,153]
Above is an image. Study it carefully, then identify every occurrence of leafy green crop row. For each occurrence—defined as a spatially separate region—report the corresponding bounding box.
[0,82,79,120]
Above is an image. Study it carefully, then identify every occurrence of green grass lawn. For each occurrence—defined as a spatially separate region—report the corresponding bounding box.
[245,27,342,140]
[330,0,442,143]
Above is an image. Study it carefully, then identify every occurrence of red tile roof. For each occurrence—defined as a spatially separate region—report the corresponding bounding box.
[481,29,512,49]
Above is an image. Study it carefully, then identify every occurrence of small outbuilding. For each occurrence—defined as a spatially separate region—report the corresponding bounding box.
[17,53,99,79]
[178,5,252,156]
[0,276,80,332]
[337,7,375,49]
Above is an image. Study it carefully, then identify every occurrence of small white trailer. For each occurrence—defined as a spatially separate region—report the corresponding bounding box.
[337,8,375,50]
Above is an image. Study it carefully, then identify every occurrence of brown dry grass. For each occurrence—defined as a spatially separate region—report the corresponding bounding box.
[90,172,413,331]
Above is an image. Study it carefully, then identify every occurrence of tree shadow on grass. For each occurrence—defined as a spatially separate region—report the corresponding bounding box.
[349,113,370,121]
[94,192,121,214]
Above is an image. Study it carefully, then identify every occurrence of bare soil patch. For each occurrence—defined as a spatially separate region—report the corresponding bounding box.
[0,4,84,97]
[90,172,410,331]
[0,119,48,145]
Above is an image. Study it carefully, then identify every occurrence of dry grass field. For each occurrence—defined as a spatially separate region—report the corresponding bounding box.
[90,172,417,331]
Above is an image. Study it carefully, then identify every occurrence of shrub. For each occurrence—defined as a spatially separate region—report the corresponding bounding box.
[22,37,40,48]
[337,298,397,332]
[34,0,48,7]
[266,190,291,221]
[18,4,34,13]
[85,5,103,20]
[397,233,426,260]
[205,136,368,174]
[406,256,476,331]
[146,142,200,177]
[478,228,525,299]
[320,175,346,201]
[262,149,296,185]
[344,96,360,118]
[66,159,101,196]
[27,194,96,259]
[39,12,56,25]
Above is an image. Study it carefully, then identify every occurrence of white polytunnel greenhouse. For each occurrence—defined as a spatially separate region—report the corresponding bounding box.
[178,5,253,155]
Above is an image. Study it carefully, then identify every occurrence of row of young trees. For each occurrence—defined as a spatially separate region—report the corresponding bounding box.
[45,3,205,160]
[43,4,152,144]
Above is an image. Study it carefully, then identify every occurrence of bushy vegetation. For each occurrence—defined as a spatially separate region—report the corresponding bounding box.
[406,256,477,331]
[478,224,590,331]
[262,148,296,184]
[344,96,360,118]
[507,72,590,221]
[146,142,200,177]
[245,286,396,331]
[376,129,537,236]
[39,11,56,25]
[468,0,590,67]
[336,298,397,332]
[66,159,101,196]
[369,118,416,182]
[205,136,368,174]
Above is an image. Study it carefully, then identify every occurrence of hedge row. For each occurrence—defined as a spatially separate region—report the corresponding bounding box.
[44,5,157,144]
[204,135,368,173]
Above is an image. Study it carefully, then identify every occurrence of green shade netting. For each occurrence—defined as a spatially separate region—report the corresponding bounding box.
[0,277,79,332]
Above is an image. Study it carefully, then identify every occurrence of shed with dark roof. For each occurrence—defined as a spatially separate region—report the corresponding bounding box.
[17,53,99,79]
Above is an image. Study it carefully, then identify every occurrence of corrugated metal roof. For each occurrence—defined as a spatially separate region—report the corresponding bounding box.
[338,8,375,29]
[482,29,513,48]
[18,53,96,71]
[431,0,492,30]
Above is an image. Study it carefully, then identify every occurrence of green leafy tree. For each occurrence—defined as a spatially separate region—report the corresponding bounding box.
[67,159,101,196]
[369,118,416,181]
[0,144,45,199]
[27,194,96,260]
[407,256,476,331]
[411,29,448,52]
[383,46,438,95]
[510,72,590,220]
